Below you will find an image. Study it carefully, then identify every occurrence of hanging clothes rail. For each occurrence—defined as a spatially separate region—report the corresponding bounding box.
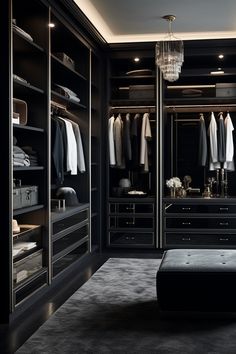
[165,104,236,113]
[110,105,156,114]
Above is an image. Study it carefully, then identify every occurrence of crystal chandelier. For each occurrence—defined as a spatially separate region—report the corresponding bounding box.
[156,15,184,82]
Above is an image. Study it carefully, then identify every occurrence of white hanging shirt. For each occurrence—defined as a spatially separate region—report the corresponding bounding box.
[140,113,152,172]
[224,113,235,171]
[108,115,116,166]
[58,117,78,175]
[208,112,220,171]
[69,119,86,173]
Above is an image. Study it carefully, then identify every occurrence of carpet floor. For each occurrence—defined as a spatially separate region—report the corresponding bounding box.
[16,258,236,354]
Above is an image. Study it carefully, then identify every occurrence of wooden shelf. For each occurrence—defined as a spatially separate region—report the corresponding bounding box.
[51,54,87,81]
[51,90,87,110]
[13,166,44,171]
[110,99,155,106]
[51,203,90,222]
[13,204,44,216]
[13,124,44,133]
[13,79,44,94]
[111,75,155,80]
[13,29,45,53]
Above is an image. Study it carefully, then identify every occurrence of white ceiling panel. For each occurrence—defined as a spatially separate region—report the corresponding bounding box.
[73,0,236,42]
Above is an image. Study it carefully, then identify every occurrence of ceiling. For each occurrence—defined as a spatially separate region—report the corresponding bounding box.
[73,0,236,43]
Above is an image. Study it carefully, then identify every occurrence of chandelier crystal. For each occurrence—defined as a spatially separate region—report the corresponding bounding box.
[156,15,184,82]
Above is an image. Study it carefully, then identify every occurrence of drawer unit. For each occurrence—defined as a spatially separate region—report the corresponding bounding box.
[110,216,154,229]
[165,203,236,214]
[165,217,236,229]
[52,241,89,277]
[13,249,43,285]
[109,232,154,248]
[165,233,236,246]
[52,209,88,235]
[53,224,88,257]
[110,203,154,214]
[108,200,155,248]
[163,200,236,248]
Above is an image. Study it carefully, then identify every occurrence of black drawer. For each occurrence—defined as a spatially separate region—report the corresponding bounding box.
[110,216,154,229]
[110,203,154,214]
[53,210,88,235]
[165,217,236,229]
[109,232,154,247]
[165,203,236,214]
[165,233,236,246]
[52,241,89,277]
[53,224,88,256]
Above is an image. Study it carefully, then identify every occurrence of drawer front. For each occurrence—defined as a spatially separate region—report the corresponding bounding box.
[53,224,88,257]
[165,233,236,246]
[109,232,154,247]
[53,209,88,235]
[110,203,154,214]
[110,217,154,229]
[165,203,236,214]
[165,217,236,229]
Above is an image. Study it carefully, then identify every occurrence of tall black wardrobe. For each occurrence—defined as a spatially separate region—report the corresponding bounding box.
[0,0,105,324]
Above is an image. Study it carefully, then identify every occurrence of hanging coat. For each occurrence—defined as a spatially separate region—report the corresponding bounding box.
[208,112,220,171]
[218,113,226,163]
[123,113,132,163]
[140,112,152,172]
[131,113,142,169]
[198,114,207,166]
[108,115,116,166]
[113,114,124,168]
[224,113,235,171]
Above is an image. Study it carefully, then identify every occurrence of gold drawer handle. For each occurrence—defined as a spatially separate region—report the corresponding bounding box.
[126,221,135,225]
[219,222,229,226]
[182,207,191,211]
[219,237,229,241]
[182,237,191,241]
[182,222,191,225]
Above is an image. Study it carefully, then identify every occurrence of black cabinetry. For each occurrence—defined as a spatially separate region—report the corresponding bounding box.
[160,39,236,248]
[1,0,104,324]
[108,198,155,248]
[12,0,49,309]
[107,45,158,249]
[163,198,236,248]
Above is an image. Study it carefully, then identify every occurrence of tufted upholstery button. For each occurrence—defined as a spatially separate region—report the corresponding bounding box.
[186,262,189,264]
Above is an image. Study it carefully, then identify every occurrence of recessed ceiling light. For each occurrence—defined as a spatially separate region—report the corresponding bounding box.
[134,57,140,62]
[218,67,222,70]
[218,54,224,59]
[210,70,224,75]
[48,23,55,28]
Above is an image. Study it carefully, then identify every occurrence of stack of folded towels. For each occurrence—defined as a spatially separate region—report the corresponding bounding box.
[54,84,80,103]
[13,145,30,167]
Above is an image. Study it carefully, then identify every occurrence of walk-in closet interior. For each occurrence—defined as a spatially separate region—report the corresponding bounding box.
[1,0,236,328]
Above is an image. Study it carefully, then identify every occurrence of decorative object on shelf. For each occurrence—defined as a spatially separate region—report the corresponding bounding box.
[54,52,75,70]
[56,187,79,206]
[155,15,184,82]
[13,98,28,125]
[166,177,182,198]
[12,219,20,234]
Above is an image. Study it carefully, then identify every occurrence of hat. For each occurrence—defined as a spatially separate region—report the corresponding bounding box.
[56,187,79,206]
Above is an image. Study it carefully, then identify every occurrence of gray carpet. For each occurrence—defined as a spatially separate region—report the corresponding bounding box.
[16,258,236,354]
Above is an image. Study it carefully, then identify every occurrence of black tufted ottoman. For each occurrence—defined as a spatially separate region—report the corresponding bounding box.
[156,249,236,312]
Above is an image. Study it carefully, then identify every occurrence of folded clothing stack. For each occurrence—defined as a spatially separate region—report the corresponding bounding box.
[12,19,34,42]
[13,145,30,167]
[54,84,80,103]
[21,146,39,166]
[13,241,37,257]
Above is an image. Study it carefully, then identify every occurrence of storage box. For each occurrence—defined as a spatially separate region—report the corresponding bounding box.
[129,85,155,100]
[13,98,27,125]
[54,52,75,70]
[13,249,43,284]
[13,185,38,210]
[216,83,236,97]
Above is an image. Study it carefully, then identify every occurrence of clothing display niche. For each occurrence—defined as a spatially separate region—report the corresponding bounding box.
[109,111,154,196]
